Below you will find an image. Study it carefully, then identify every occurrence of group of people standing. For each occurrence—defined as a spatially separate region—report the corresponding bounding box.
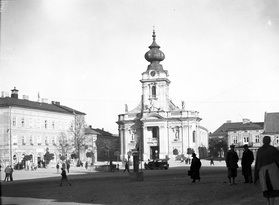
[226,136,279,205]
[188,136,279,205]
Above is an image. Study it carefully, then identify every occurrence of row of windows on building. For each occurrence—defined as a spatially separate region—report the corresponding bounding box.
[12,135,59,146]
[231,135,279,144]
[12,116,71,130]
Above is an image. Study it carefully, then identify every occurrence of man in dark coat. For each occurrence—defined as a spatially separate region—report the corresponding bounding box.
[226,144,239,185]
[190,153,201,183]
[241,144,254,183]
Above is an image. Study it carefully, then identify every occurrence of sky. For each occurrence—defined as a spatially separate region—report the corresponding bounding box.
[1,0,279,134]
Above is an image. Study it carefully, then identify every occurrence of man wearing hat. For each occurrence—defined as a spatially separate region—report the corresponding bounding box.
[226,144,239,185]
[189,153,201,183]
[241,144,254,183]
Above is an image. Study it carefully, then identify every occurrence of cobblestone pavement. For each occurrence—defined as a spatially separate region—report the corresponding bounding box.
[0,160,273,205]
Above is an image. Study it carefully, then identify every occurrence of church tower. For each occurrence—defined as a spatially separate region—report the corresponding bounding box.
[141,30,171,112]
[117,30,208,163]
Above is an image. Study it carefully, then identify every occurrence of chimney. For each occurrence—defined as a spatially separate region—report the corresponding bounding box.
[226,120,231,123]
[11,87,19,99]
[22,95,29,100]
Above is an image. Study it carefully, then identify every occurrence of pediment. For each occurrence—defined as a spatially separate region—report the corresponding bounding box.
[142,113,164,120]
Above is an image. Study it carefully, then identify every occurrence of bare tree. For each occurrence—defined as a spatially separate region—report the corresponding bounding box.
[69,114,86,160]
[55,132,73,160]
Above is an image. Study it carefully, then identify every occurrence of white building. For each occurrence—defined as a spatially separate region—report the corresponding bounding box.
[0,87,87,167]
[117,31,208,162]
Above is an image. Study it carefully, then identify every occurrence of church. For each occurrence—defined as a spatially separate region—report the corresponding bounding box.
[117,30,208,162]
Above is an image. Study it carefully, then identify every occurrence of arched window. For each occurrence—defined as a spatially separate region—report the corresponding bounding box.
[152,86,156,97]
[192,131,196,143]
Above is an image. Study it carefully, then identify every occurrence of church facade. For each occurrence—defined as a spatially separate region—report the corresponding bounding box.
[117,31,208,162]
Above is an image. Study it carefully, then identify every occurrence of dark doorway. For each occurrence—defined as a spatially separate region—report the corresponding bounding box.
[150,146,159,159]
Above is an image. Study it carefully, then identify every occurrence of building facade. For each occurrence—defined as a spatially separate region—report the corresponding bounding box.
[117,31,208,162]
[212,113,279,159]
[0,88,85,167]
[262,112,279,148]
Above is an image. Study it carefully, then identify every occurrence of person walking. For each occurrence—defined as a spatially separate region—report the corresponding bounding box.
[4,165,11,182]
[241,144,254,183]
[110,160,115,172]
[9,165,14,181]
[254,136,279,205]
[210,156,214,166]
[56,163,60,174]
[123,160,130,173]
[189,153,201,183]
[226,144,239,185]
[59,168,71,186]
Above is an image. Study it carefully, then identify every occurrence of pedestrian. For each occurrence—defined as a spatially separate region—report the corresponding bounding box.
[123,160,130,173]
[226,144,239,185]
[189,153,201,183]
[56,163,60,174]
[4,165,11,182]
[110,160,114,172]
[210,156,214,166]
[85,161,88,169]
[254,136,279,205]
[9,165,14,181]
[59,168,71,186]
[241,144,254,183]
[66,162,70,173]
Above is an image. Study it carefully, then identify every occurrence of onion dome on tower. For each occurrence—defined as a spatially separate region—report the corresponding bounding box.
[144,30,165,72]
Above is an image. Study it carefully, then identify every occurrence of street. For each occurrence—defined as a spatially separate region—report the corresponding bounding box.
[1,161,268,205]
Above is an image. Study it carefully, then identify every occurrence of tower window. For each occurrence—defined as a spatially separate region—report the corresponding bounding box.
[193,131,196,143]
[152,86,156,97]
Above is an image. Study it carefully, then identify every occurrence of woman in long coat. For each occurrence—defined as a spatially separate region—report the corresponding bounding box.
[254,136,279,205]
[190,153,201,183]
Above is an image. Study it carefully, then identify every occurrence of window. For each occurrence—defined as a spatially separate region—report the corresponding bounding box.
[37,135,41,145]
[21,117,25,127]
[255,135,260,143]
[22,136,26,145]
[12,117,16,127]
[152,127,158,138]
[12,135,17,145]
[244,137,249,143]
[193,131,196,143]
[45,136,48,145]
[52,136,56,145]
[152,86,156,97]
[52,121,55,129]
[233,136,237,144]
[45,120,48,129]
[30,136,33,145]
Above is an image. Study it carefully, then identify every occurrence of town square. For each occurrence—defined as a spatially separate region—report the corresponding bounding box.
[1,0,279,204]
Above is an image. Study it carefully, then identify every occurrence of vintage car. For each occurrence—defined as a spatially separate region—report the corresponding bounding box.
[144,159,169,170]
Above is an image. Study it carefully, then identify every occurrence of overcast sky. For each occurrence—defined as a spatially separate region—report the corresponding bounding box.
[1,0,279,134]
